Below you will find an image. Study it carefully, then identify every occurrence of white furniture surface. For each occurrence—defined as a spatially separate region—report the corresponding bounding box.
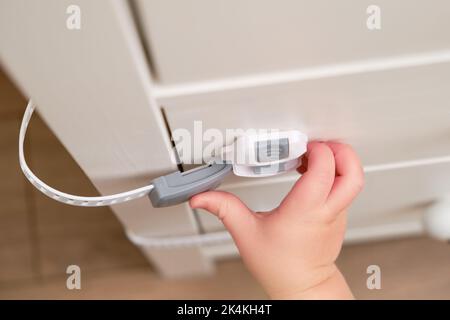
[1,0,449,277]
[134,0,450,83]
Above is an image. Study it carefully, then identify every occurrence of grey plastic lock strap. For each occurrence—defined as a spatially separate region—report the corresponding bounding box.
[149,163,233,207]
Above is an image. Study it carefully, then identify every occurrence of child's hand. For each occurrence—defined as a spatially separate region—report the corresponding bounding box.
[190,142,364,299]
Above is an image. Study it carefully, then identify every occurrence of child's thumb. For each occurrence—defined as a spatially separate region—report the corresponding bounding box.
[189,191,256,240]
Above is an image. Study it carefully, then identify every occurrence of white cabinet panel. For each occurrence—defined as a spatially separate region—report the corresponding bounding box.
[197,161,450,233]
[161,62,450,166]
[135,0,450,83]
[0,0,212,277]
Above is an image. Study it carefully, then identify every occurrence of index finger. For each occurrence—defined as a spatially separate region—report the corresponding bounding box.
[324,142,364,214]
[279,142,336,213]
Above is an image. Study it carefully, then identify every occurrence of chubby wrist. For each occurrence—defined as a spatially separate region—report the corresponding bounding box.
[267,265,354,300]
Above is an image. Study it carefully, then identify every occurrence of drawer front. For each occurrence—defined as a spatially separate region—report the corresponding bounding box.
[161,62,450,166]
[197,161,450,232]
[135,0,450,83]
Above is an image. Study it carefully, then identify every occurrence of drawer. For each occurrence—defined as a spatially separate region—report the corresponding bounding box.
[161,62,450,166]
[135,0,450,83]
[196,161,450,233]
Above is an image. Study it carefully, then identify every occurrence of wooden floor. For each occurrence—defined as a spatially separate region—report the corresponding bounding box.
[1,237,450,300]
[1,68,450,300]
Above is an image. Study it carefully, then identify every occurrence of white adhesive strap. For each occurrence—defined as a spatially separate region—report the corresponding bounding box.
[19,100,154,207]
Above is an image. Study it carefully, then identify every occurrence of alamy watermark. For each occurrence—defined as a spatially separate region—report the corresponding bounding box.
[366,265,381,290]
[66,265,81,290]
[66,5,81,30]
[366,5,381,30]
[171,122,284,166]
